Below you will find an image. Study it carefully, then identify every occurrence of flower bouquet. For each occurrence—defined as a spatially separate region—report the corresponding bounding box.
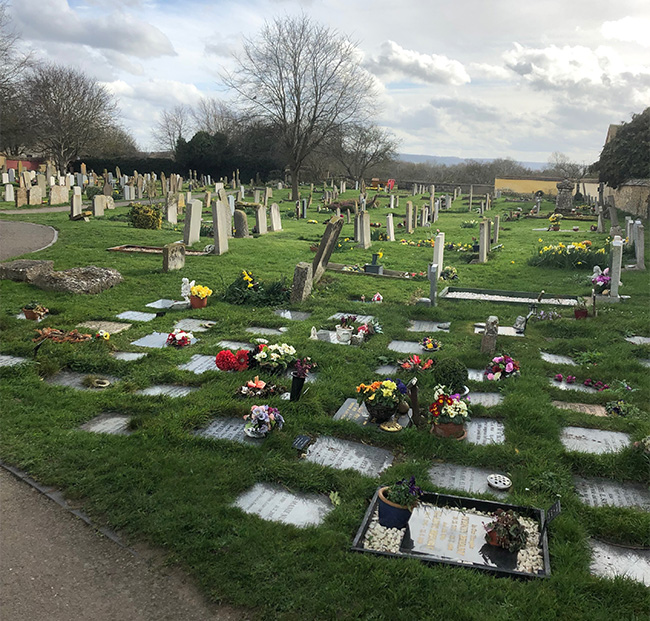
[243,404,284,438]
[420,336,442,352]
[216,348,250,371]
[398,354,434,372]
[166,329,194,347]
[428,384,471,438]
[253,342,296,373]
[236,376,286,399]
[356,379,407,423]
[548,213,563,230]
[190,283,212,308]
[95,329,110,341]
[439,266,458,281]
[22,301,48,320]
[591,267,611,293]
[484,354,520,380]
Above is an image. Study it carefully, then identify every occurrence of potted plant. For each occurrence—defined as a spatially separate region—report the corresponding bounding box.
[243,404,284,438]
[290,357,316,402]
[22,301,48,320]
[428,384,471,439]
[377,476,423,529]
[548,213,562,231]
[484,354,521,381]
[253,342,296,374]
[189,283,212,309]
[483,509,528,553]
[573,298,588,319]
[356,378,408,423]
[336,315,357,343]
[420,336,442,353]
[471,237,479,252]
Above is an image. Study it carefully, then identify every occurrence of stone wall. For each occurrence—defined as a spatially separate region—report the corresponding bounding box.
[606,180,650,219]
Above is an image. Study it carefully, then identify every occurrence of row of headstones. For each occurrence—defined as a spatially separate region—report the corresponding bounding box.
[624,217,646,270]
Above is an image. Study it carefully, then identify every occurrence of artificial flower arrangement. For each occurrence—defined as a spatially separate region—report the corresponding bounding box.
[166,329,194,347]
[428,384,471,426]
[398,354,434,372]
[253,342,297,373]
[548,213,563,228]
[293,357,317,378]
[95,329,110,341]
[439,266,458,281]
[484,354,520,380]
[216,348,250,371]
[356,379,407,422]
[372,292,383,303]
[420,336,442,352]
[190,284,212,299]
[243,404,284,437]
[591,267,611,292]
[236,376,286,399]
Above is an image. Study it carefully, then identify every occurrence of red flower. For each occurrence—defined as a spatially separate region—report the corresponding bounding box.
[216,349,238,371]
[235,349,250,371]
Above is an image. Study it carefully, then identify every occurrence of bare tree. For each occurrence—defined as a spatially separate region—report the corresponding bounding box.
[545,151,587,189]
[326,123,399,182]
[191,98,238,137]
[152,104,191,157]
[224,14,376,199]
[24,64,118,171]
[83,124,139,159]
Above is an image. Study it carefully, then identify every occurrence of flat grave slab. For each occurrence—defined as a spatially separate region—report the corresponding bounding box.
[329,312,374,324]
[549,378,597,393]
[639,359,650,368]
[77,321,131,334]
[407,320,450,333]
[441,287,578,306]
[388,340,423,354]
[467,369,485,382]
[474,324,524,337]
[245,326,288,336]
[466,418,506,445]
[111,352,147,362]
[540,352,576,366]
[116,311,157,322]
[316,330,348,345]
[177,354,218,374]
[0,355,28,367]
[467,392,504,407]
[45,371,120,391]
[146,299,188,310]
[274,309,311,321]
[130,332,171,348]
[589,540,650,586]
[79,413,131,435]
[332,398,411,428]
[552,401,607,417]
[304,436,393,476]
[561,427,630,454]
[428,463,508,498]
[193,417,262,445]
[218,340,255,351]
[375,364,398,376]
[174,318,216,333]
[135,385,198,398]
[234,482,332,528]
[573,476,650,510]
[625,336,650,346]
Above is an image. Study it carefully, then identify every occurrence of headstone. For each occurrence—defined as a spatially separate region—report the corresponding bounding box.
[165,194,178,224]
[405,202,414,233]
[274,309,311,321]
[633,221,645,269]
[433,233,444,279]
[407,320,450,332]
[80,413,131,435]
[608,205,621,236]
[493,215,500,244]
[178,354,219,374]
[70,194,82,218]
[92,194,106,216]
[194,417,263,444]
[135,385,197,397]
[27,186,42,205]
[290,262,313,304]
[269,203,282,231]
[211,200,229,255]
[162,242,185,272]
[103,180,112,197]
[312,216,344,283]
[386,213,395,241]
[233,209,249,237]
[255,205,267,235]
[609,236,623,298]
[445,195,452,210]
[49,185,67,205]
[116,311,156,322]
[480,315,498,353]
[478,220,488,263]
[560,427,630,454]
[466,418,506,445]
[388,340,423,354]
[4,184,14,203]
[1,172,8,184]
[358,211,371,249]
[573,476,650,510]
[304,436,393,477]
[389,194,395,209]
[427,263,437,306]
[555,179,574,213]
[183,199,202,245]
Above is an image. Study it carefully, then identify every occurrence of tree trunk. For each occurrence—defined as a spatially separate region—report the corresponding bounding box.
[291,166,300,202]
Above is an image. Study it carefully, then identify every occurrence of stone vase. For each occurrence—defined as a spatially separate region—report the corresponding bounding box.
[336,325,353,343]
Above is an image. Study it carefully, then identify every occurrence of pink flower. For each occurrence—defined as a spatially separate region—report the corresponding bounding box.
[566,375,576,384]
[486,373,494,381]
[505,362,514,373]
[554,374,563,382]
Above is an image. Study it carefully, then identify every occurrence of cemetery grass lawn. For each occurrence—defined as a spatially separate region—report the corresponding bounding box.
[1,191,649,620]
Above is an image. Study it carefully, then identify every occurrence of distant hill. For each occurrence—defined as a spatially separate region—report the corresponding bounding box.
[398,153,546,171]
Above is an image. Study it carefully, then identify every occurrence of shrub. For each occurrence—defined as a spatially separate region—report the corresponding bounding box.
[85,186,102,200]
[128,202,162,230]
[432,358,468,394]
[223,269,290,306]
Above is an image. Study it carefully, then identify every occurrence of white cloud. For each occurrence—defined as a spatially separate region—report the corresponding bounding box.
[601,16,650,47]
[365,40,470,86]
[469,62,512,81]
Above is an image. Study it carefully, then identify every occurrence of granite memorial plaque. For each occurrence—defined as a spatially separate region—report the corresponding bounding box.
[589,539,650,586]
[177,354,219,374]
[561,426,630,454]
[552,401,607,417]
[540,352,576,366]
[130,332,172,348]
[304,436,393,476]
[116,311,157,322]
[375,364,398,376]
[407,320,450,333]
[474,324,524,337]
[174,319,216,333]
[80,413,131,435]
[333,398,370,425]
[217,340,255,351]
[77,321,131,334]
[388,340,423,354]
[45,371,119,391]
[0,355,28,367]
[549,378,597,393]
[146,299,181,309]
[573,476,650,510]
[135,385,198,398]
[467,369,485,382]
[428,463,507,498]
[625,336,650,346]
[111,352,146,362]
[194,417,262,445]
[274,309,311,321]
[245,326,287,336]
[466,418,506,445]
[467,392,504,407]
[292,435,312,451]
[329,312,375,324]
[234,482,332,527]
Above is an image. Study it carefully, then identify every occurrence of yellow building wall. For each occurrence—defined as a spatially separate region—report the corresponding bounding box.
[494,178,561,196]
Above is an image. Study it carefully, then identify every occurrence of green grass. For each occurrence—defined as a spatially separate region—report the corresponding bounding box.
[1,188,649,620]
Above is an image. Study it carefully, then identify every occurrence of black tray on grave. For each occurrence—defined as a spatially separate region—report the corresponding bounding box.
[351,489,551,579]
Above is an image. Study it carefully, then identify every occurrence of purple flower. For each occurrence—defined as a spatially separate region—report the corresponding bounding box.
[555,374,563,382]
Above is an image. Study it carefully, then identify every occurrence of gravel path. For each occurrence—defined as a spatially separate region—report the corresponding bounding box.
[0,221,58,260]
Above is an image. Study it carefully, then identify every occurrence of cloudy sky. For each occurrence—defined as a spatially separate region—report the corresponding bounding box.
[8,0,650,165]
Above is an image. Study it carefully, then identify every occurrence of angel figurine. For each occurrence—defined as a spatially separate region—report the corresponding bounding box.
[181,278,195,303]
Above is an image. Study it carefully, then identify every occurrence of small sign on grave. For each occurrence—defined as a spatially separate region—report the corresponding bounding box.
[292,435,312,451]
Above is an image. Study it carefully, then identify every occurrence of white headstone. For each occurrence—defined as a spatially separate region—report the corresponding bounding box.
[610,236,623,298]
[183,199,202,245]
[386,213,395,242]
[433,233,445,279]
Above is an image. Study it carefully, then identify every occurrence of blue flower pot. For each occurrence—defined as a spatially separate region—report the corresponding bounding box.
[377,487,411,529]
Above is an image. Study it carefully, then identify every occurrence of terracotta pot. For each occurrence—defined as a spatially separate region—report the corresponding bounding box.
[431,421,467,439]
[190,295,208,309]
[574,309,588,319]
[377,486,412,529]
[486,529,500,547]
[551,225,560,231]
[23,308,40,320]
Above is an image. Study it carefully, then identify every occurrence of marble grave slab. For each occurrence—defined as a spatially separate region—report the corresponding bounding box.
[388,340,423,354]
[111,352,147,362]
[467,392,504,407]
[146,299,188,309]
[77,321,131,334]
[274,309,311,321]
[135,385,198,398]
[375,364,398,376]
[194,417,262,445]
[474,324,524,337]
[79,413,131,435]
[407,320,450,333]
[589,540,650,586]
[116,311,157,322]
[428,463,508,498]
[130,332,172,348]
[540,352,576,365]
[304,436,393,477]
[561,427,630,454]
[552,401,607,417]
[174,318,216,332]
[45,371,120,391]
[218,340,255,351]
[573,476,650,510]
[177,354,219,374]
[329,312,375,324]
[0,355,28,367]
[246,326,288,336]
[466,418,506,445]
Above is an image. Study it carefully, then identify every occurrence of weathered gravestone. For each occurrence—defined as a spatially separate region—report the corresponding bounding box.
[49,185,67,205]
[162,242,185,272]
[15,187,27,208]
[92,195,106,216]
[183,199,202,245]
[480,315,498,353]
[555,179,574,213]
[166,194,178,224]
[4,184,14,203]
[269,203,282,231]
[255,205,267,234]
[304,436,393,477]
[211,200,229,255]
[290,262,313,304]
[233,209,249,238]
[312,215,344,283]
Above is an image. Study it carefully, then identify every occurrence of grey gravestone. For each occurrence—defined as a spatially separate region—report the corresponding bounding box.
[111,352,146,362]
[177,354,219,374]
[130,332,170,349]
[0,355,28,367]
[234,482,332,528]
[549,378,597,393]
[561,426,630,454]
[304,436,393,476]
[80,413,131,435]
[407,320,450,333]
[625,336,650,345]
[467,369,485,382]
[218,340,254,351]
[312,216,344,283]
[639,359,650,368]
[573,476,650,510]
[146,299,178,309]
[329,312,374,324]
[589,540,650,586]
[552,401,607,417]
[475,324,524,337]
[466,418,506,445]
[480,315,498,354]
[46,371,119,391]
[388,340,424,354]
[332,398,370,425]
[540,352,576,365]
[275,310,311,321]
[135,385,198,398]
[375,364,398,376]
[162,242,185,272]
[467,392,504,407]
[174,319,216,333]
[116,311,156,322]
[317,330,347,345]
[428,463,508,498]
[183,199,202,245]
[290,262,313,304]
[245,327,287,336]
[233,209,249,237]
[193,417,262,445]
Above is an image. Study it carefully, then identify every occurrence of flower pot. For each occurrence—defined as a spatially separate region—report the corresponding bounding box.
[367,404,396,423]
[290,373,306,402]
[472,244,480,252]
[190,295,208,309]
[244,426,267,439]
[574,308,588,319]
[22,308,41,320]
[336,325,353,343]
[572,226,579,232]
[486,529,500,547]
[431,421,467,439]
[551,225,560,231]
[377,486,412,529]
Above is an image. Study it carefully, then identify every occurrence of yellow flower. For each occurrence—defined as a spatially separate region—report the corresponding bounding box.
[103,332,110,340]
[538,238,543,243]
[511,261,515,264]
